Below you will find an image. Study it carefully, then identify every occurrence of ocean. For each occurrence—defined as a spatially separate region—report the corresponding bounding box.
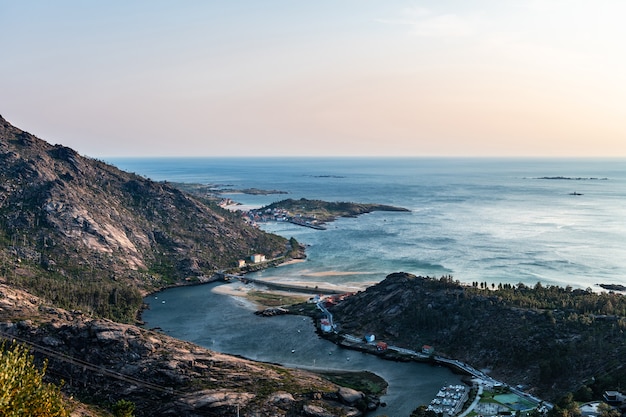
[111,157,626,291]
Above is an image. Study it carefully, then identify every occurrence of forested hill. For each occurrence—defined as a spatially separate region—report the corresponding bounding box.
[0,115,289,322]
[329,272,626,401]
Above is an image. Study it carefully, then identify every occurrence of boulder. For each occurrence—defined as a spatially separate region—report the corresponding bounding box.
[338,386,364,405]
[303,404,334,417]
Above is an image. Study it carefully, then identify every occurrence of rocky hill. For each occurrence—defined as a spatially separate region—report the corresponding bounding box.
[328,272,626,401]
[0,115,379,416]
[0,114,291,322]
[0,283,376,416]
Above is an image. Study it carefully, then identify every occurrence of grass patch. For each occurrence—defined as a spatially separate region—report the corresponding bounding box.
[479,397,501,404]
[316,370,388,396]
[247,290,308,307]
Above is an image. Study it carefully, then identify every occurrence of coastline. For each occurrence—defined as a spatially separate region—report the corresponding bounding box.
[208,276,549,414]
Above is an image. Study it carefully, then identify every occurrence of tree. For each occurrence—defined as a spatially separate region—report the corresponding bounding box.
[598,402,620,417]
[548,393,582,417]
[410,404,438,417]
[573,385,593,402]
[0,341,70,417]
[112,399,136,417]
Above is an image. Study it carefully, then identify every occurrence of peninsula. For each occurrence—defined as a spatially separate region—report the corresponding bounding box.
[246,198,410,229]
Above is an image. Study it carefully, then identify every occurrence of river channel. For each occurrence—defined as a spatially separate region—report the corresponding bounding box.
[142,282,463,416]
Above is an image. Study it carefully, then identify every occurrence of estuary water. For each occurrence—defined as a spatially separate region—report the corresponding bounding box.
[143,282,460,416]
[115,157,626,415]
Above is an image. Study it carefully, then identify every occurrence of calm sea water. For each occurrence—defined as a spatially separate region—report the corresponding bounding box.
[111,157,626,290]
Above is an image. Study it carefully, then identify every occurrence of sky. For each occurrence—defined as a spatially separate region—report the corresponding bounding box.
[1,1,625,158]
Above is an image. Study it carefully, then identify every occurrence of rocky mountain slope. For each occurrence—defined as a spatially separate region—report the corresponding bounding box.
[328,272,626,401]
[0,115,377,416]
[0,283,374,416]
[0,114,290,321]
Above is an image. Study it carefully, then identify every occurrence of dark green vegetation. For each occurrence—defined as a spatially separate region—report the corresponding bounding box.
[0,341,70,417]
[317,370,387,397]
[258,197,410,223]
[112,399,136,417]
[0,115,290,322]
[329,273,626,401]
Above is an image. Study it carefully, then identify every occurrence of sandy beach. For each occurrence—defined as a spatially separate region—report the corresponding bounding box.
[211,256,374,308]
[276,258,306,267]
[299,270,378,277]
[211,276,373,308]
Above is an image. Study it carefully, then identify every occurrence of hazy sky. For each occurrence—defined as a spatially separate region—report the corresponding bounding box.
[1,1,625,157]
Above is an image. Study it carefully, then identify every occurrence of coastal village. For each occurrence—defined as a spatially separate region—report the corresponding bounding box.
[241,205,328,230]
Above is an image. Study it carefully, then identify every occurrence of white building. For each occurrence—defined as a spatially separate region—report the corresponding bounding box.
[250,253,266,263]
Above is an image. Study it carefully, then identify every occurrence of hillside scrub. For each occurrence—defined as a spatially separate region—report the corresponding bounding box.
[0,341,70,417]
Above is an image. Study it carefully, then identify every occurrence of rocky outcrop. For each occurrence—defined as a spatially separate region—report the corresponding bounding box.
[0,283,371,416]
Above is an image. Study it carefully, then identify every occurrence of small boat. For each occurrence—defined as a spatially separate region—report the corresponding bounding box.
[569,192,583,196]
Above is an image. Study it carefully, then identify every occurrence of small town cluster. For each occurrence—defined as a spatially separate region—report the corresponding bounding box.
[242,206,327,229]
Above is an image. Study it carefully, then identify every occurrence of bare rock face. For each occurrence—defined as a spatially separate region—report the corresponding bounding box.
[0,114,289,321]
[268,392,295,406]
[303,404,336,417]
[0,284,372,416]
[337,386,365,405]
[178,390,255,411]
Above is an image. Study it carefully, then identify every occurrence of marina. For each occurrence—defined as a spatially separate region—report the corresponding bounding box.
[428,385,469,416]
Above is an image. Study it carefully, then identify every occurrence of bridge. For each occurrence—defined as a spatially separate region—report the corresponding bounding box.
[316,300,335,329]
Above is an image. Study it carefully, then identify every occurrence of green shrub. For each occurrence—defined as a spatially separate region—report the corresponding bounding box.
[0,341,70,417]
[112,399,135,417]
